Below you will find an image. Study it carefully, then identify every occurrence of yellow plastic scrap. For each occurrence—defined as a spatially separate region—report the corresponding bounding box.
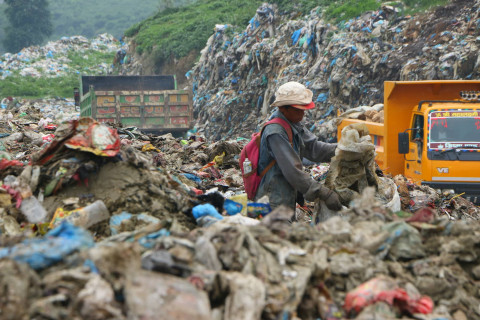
[141,143,160,153]
[35,223,50,235]
[213,152,226,167]
[229,193,248,215]
[449,192,466,203]
[49,207,68,229]
[22,222,50,236]
[200,152,226,171]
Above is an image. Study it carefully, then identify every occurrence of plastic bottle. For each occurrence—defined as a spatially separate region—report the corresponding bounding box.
[20,196,47,223]
[2,175,16,186]
[243,158,252,174]
[63,200,110,229]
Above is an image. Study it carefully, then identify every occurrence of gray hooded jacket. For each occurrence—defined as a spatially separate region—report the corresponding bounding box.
[255,109,337,209]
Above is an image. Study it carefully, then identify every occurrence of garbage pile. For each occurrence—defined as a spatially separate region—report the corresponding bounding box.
[0,97,79,121]
[0,107,478,319]
[335,104,384,124]
[189,0,480,141]
[1,0,480,317]
[0,34,123,79]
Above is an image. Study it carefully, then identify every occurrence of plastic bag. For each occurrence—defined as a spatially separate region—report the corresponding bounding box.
[229,193,248,215]
[64,118,120,157]
[0,222,94,270]
[247,202,271,219]
[378,221,426,260]
[325,123,382,206]
[192,203,224,220]
[378,177,401,212]
[224,199,243,215]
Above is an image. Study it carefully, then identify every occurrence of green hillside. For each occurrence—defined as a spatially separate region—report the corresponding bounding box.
[125,0,261,61]
[125,0,447,65]
[0,0,196,54]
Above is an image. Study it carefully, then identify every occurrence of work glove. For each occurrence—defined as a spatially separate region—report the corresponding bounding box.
[304,183,343,211]
[318,187,342,211]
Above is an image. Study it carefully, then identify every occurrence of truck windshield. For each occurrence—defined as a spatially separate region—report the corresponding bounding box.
[428,110,480,150]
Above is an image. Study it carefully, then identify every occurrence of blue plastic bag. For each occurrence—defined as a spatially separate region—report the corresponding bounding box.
[182,173,202,184]
[192,203,223,220]
[316,93,328,103]
[224,199,243,216]
[138,229,170,249]
[291,28,303,45]
[0,222,94,270]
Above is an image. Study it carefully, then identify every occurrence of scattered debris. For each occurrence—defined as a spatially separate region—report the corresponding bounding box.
[0,34,122,79]
[1,1,480,319]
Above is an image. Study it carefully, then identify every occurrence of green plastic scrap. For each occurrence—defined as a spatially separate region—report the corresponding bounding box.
[261,75,268,85]
[378,221,426,260]
[0,144,8,153]
[298,35,308,47]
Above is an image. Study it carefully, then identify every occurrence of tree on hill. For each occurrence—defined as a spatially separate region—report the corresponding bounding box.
[3,0,53,53]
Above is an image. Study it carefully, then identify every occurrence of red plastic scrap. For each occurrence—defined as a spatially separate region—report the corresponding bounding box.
[406,207,435,223]
[44,124,57,130]
[2,184,22,208]
[199,161,215,171]
[42,134,55,142]
[72,173,88,187]
[65,120,120,157]
[344,276,433,316]
[207,166,222,179]
[196,171,211,179]
[0,159,24,171]
[32,118,120,165]
[65,133,89,149]
[191,188,203,195]
[405,294,434,314]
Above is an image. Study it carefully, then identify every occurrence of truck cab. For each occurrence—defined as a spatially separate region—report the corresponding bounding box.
[338,81,480,204]
[402,100,480,203]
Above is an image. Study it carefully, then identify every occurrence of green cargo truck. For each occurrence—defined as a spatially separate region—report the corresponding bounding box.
[79,75,193,133]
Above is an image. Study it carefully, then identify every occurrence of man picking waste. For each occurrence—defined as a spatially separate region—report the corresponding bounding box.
[251,81,342,210]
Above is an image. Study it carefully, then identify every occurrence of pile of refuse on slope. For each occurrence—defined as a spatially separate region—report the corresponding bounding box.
[0,33,123,79]
[188,0,480,141]
[0,103,479,319]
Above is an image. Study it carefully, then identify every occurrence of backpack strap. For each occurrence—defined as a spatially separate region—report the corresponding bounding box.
[258,118,293,178]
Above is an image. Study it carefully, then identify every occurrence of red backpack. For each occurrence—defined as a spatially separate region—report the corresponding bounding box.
[239,118,293,200]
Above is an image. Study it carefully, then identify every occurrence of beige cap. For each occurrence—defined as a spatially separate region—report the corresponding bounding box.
[271,81,315,110]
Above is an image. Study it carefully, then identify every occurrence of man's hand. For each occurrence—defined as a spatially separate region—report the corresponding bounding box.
[319,187,342,211]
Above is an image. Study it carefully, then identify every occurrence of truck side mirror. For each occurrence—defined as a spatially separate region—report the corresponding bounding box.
[398,132,409,154]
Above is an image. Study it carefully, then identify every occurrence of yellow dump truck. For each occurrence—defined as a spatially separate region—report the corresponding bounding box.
[338,80,480,204]
[79,75,193,133]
